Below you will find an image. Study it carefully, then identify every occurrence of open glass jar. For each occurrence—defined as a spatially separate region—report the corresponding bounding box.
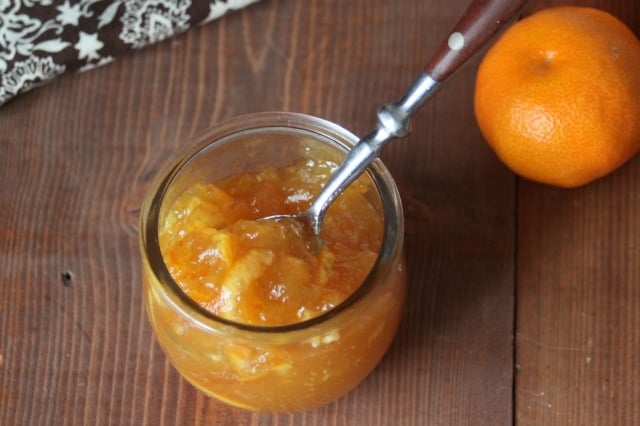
[139,112,406,412]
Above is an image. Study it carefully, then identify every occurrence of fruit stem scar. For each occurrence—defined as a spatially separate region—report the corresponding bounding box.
[610,44,620,59]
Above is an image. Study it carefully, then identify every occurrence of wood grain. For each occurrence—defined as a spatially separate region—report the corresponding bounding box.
[1,0,638,424]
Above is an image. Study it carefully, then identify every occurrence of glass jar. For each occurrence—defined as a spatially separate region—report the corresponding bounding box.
[139,112,406,412]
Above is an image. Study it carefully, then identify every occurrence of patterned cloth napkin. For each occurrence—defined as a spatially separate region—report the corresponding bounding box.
[0,0,260,106]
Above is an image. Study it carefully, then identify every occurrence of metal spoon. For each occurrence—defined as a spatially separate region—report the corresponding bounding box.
[262,0,529,245]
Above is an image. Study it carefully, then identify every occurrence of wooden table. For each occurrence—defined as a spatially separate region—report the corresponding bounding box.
[1,0,639,424]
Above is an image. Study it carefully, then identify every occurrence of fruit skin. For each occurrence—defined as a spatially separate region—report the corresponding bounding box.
[474,6,640,188]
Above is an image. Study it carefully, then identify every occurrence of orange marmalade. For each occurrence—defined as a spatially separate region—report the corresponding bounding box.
[159,159,383,326]
[141,119,405,412]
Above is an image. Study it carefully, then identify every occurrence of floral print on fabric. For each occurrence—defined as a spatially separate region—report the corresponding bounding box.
[0,0,260,106]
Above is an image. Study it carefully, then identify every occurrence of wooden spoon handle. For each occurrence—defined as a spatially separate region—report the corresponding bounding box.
[424,0,529,81]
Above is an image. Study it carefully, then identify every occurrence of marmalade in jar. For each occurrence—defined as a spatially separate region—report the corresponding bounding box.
[159,157,383,326]
[141,116,405,413]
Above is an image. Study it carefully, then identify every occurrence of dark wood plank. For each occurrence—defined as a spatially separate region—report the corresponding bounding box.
[516,169,640,425]
[0,0,515,424]
[515,1,640,424]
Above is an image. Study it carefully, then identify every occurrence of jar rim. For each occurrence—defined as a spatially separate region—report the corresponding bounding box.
[139,112,404,334]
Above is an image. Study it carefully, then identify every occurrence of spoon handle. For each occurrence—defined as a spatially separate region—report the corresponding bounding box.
[306,0,529,235]
[425,0,529,82]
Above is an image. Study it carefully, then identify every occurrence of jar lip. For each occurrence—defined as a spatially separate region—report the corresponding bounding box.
[140,112,404,334]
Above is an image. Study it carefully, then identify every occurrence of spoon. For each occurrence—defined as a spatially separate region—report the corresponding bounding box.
[262,0,529,245]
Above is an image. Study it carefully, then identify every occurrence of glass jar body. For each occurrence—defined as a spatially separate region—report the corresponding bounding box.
[140,112,406,412]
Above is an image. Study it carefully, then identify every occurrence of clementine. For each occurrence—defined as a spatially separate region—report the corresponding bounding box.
[474,6,640,188]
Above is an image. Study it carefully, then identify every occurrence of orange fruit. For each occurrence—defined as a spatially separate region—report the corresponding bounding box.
[474,6,640,188]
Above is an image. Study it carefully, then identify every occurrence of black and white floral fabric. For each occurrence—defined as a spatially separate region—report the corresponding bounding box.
[0,0,260,106]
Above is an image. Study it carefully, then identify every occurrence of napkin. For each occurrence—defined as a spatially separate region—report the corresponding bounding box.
[0,0,261,106]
